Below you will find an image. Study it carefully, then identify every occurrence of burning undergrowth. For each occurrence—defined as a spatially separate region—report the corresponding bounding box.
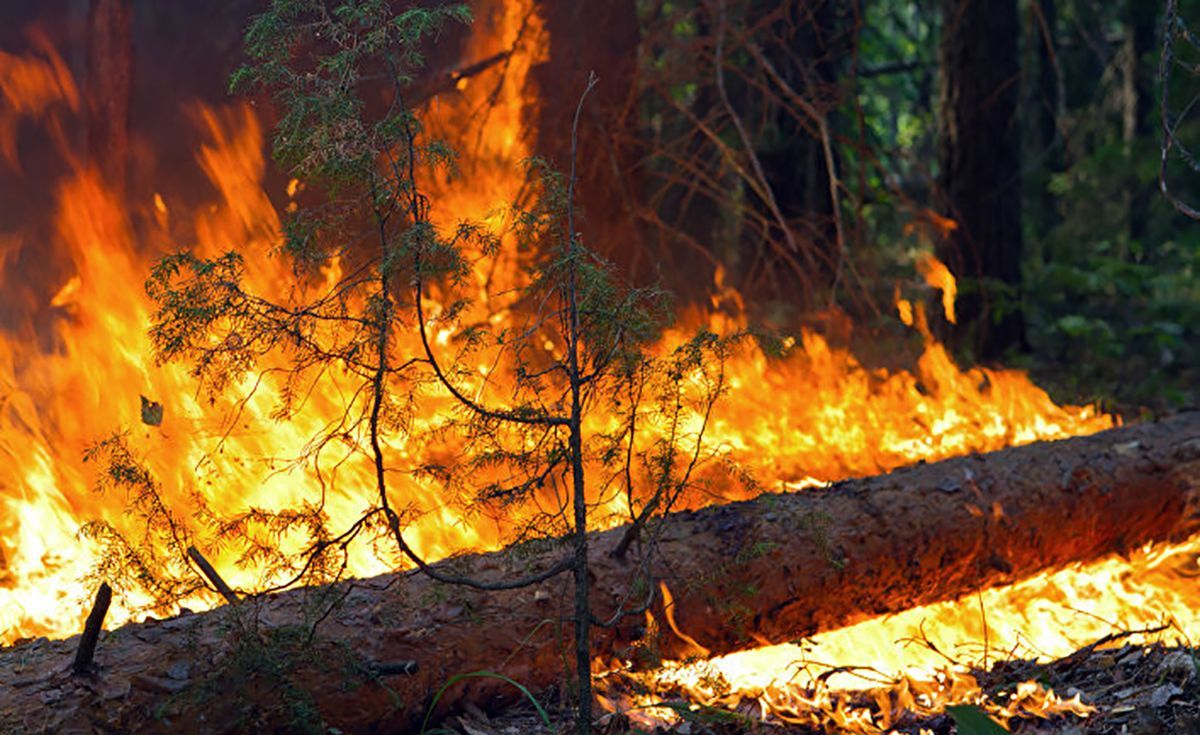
[2,600,1195,734]
[593,639,1198,734]
[589,636,1200,735]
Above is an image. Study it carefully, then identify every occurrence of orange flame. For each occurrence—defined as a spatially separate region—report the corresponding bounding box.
[0,30,78,168]
[916,253,957,325]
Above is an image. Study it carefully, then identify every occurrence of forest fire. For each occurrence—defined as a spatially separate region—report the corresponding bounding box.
[1,2,1197,733]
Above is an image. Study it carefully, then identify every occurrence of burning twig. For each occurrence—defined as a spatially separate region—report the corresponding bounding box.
[814,663,896,687]
[898,620,965,668]
[1055,622,1172,672]
[186,545,239,605]
[407,51,511,106]
[72,581,112,675]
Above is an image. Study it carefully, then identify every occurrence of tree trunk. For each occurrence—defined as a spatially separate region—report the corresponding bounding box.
[1024,0,1061,242]
[1123,0,1157,242]
[533,0,642,278]
[936,0,1025,360]
[5,414,1200,734]
[86,0,133,194]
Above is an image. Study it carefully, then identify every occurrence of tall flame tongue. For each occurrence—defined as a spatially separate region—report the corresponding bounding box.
[0,4,552,643]
[2,5,1176,730]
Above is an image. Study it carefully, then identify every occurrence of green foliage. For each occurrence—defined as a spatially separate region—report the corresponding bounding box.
[88,0,493,626]
[846,0,1200,415]
[81,431,354,618]
[145,251,260,398]
[419,671,551,734]
[1026,122,1200,408]
[84,4,739,734]
[855,0,939,185]
[1010,0,1200,409]
[233,1,470,191]
[79,433,205,612]
[945,704,1008,735]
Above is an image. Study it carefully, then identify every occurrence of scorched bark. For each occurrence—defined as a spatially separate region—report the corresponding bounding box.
[3,413,1199,734]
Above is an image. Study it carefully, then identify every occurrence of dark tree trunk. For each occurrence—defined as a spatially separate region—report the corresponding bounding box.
[532,0,643,277]
[1024,0,1061,241]
[5,414,1200,734]
[1123,0,1158,242]
[86,0,133,194]
[936,0,1025,360]
[752,0,856,286]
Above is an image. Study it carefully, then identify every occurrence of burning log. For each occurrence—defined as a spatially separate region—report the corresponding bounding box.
[3,413,1199,733]
[653,411,1200,657]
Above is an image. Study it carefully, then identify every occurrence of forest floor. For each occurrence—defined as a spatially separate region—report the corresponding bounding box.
[463,641,1200,735]
[6,622,1195,734]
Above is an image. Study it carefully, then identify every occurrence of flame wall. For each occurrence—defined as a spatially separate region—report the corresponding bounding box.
[0,1,1114,649]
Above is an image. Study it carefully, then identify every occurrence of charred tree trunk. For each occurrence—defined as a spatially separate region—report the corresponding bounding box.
[533,0,642,277]
[936,0,1025,360]
[86,0,133,194]
[5,414,1200,733]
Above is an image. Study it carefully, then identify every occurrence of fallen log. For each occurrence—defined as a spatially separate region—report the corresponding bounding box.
[3,413,1199,734]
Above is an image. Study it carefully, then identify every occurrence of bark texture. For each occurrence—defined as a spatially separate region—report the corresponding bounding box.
[937,0,1024,359]
[1122,0,1158,242]
[533,0,642,277]
[86,0,133,193]
[4,414,1200,734]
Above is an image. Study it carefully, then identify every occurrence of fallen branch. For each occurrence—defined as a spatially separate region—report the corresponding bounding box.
[187,546,239,605]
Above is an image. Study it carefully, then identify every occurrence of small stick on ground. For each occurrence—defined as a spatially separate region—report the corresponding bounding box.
[72,582,112,675]
[187,546,239,605]
[368,660,420,676]
[1055,622,1172,671]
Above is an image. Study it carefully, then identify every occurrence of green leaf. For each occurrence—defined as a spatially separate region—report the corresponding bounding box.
[945,704,1008,735]
[420,671,550,734]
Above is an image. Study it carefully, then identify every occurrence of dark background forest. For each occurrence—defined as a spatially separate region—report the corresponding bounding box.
[548,0,1200,414]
